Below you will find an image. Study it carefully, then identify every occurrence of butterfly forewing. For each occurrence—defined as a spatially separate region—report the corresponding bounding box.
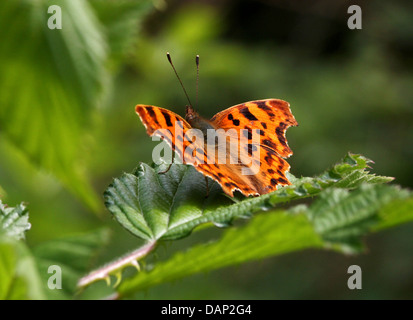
[136,105,207,166]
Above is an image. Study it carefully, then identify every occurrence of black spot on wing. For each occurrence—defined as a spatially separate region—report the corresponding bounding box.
[146,107,155,117]
[226,113,240,126]
[264,148,278,165]
[224,181,238,189]
[278,177,288,184]
[263,139,277,150]
[161,111,173,127]
[146,107,159,125]
[279,135,286,146]
[256,101,272,112]
[275,124,288,148]
[279,122,287,130]
[246,143,258,156]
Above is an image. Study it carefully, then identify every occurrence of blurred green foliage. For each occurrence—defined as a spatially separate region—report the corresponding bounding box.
[0,0,412,299]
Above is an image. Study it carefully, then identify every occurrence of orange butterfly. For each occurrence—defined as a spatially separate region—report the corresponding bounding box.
[135,54,297,197]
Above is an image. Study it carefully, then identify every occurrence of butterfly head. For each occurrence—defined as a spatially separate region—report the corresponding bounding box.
[185,105,215,134]
[185,105,199,123]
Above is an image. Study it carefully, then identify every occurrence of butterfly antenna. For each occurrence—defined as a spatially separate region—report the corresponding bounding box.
[166,52,193,107]
[196,55,199,110]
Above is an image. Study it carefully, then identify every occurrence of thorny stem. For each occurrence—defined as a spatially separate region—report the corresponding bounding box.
[77,241,157,289]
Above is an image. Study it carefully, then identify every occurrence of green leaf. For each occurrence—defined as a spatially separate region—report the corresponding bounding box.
[0,0,107,211]
[117,184,413,297]
[307,184,411,252]
[89,0,154,67]
[0,200,30,241]
[104,153,393,241]
[32,228,111,299]
[104,161,234,241]
[269,153,393,206]
[118,210,322,297]
[0,200,43,300]
[374,197,413,231]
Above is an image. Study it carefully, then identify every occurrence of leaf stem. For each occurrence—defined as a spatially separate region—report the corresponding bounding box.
[77,240,157,289]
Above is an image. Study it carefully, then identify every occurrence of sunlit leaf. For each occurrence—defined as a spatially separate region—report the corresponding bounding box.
[308,184,411,252]
[0,0,107,211]
[117,184,412,297]
[0,240,46,300]
[0,201,44,300]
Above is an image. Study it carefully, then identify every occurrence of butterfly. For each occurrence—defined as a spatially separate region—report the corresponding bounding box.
[135,98,297,197]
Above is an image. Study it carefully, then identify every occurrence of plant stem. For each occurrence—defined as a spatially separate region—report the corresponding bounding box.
[77,240,157,289]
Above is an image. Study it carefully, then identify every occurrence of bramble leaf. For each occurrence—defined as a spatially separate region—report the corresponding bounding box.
[104,153,393,241]
[117,183,412,297]
[33,228,111,299]
[0,202,45,300]
[0,0,106,212]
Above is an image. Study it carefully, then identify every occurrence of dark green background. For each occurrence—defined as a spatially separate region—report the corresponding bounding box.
[0,0,412,299]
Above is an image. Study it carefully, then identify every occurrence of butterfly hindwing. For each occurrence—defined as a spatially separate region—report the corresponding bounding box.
[209,99,298,194]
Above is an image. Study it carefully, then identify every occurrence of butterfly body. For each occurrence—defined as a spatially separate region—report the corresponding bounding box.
[185,105,216,139]
[136,99,297,197]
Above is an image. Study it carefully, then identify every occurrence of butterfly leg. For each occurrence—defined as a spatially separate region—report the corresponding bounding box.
[159,149,175,174]
[159,163,173,174]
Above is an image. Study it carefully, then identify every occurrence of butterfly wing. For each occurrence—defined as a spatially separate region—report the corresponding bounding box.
[135,104,264,197]
[136,105,189,162]
[209,99,298,195]
[211,99,297,157]
[136,104,215,168]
